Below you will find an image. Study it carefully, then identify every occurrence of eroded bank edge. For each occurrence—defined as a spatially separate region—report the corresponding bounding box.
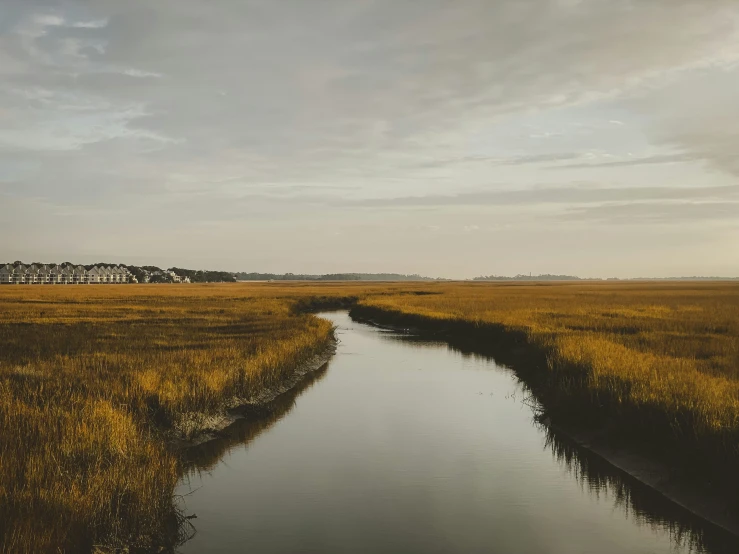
[348,303,739,540]
[168,335,338,452]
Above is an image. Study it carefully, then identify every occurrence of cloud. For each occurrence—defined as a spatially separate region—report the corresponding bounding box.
[7,0,738,167]
[341,184,739,209]
[33,14,66,28]
[502,153,583,165]
[71,19,109,29]
[561,201,739,224]
[412,152,583,169]
[121,68,162,78]
[626,68,739,178]
[557,152,700,169]
[2,0,739,274]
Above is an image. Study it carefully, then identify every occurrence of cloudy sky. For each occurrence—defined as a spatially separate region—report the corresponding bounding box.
[2,0,738,278]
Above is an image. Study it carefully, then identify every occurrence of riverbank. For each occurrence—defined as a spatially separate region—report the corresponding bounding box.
[349,296,739,538]
[0,284,355,553]
[2,281,737,552]
[553,420,739,538]
[175,309,739,554]
[169,338,337,451]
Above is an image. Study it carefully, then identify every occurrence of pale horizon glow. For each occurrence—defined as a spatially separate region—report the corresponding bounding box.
[2,1,739,279]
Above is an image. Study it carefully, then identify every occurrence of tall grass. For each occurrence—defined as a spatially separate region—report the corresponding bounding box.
[0,284,361,553]
[3,281,738,551]
[355,282,739,465]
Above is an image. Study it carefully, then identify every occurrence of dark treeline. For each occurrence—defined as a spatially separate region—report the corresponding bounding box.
[474,274,587,281]
[631,276,739,281]
[169,267,236,283]
[233,272,443,281]
[474,274,739,281]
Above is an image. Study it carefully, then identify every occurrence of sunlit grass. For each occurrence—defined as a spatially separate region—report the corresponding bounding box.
[0,283,377,553]
[2,281,738,551]
[356,282,739,460]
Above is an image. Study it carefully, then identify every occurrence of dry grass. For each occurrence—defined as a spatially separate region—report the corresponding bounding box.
[0,283,382,553]
[356,281,739,462]
[2,281,738,551]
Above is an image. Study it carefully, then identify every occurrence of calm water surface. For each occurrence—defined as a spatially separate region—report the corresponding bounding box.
[176,311,738,554]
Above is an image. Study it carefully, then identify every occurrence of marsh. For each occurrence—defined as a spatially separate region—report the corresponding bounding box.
[177,311,739,554]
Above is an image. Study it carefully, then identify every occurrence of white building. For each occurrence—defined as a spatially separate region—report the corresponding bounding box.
[49,265,64,284]
[37,265,53,284]
[87,266,101,284]
[0,263,133,284]
[0,264,12,284]
[12,264,27,284]
[26,265,40,284]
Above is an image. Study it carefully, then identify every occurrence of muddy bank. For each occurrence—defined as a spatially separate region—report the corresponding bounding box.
[553,420,739,537]
[169,337,337,451]
[348,304,739,539]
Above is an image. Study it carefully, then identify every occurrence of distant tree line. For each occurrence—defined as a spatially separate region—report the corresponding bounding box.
[168,267,236,283]
[473,274,585,281]
[114,265,235,284]
[11,261,736,283]
[232,272,443,281]
[473,274,739,281]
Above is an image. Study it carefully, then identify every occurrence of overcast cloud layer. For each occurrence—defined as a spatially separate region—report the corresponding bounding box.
[2,0,739,277]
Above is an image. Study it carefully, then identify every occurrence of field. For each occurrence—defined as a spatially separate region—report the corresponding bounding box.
[354,282,739,467]
[0,283,381,553]
[1,281,738,552]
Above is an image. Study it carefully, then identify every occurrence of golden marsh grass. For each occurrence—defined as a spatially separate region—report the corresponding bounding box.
[2,281,738,551]
[356,281,739,461]
[0,283,377,553]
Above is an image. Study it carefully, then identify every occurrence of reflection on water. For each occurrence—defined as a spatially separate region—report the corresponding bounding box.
[180,363,330,475]
[543,426,738,554]
[388,327,739,553]
[175,363,331,546]
[176,311,739,554]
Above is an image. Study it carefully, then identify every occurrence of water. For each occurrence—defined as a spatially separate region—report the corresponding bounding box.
[176,311,738,554]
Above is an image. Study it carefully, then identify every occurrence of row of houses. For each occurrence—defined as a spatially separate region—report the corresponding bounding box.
[0,264,135,285]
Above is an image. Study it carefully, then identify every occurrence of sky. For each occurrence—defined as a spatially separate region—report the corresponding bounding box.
[1,0,738,278]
